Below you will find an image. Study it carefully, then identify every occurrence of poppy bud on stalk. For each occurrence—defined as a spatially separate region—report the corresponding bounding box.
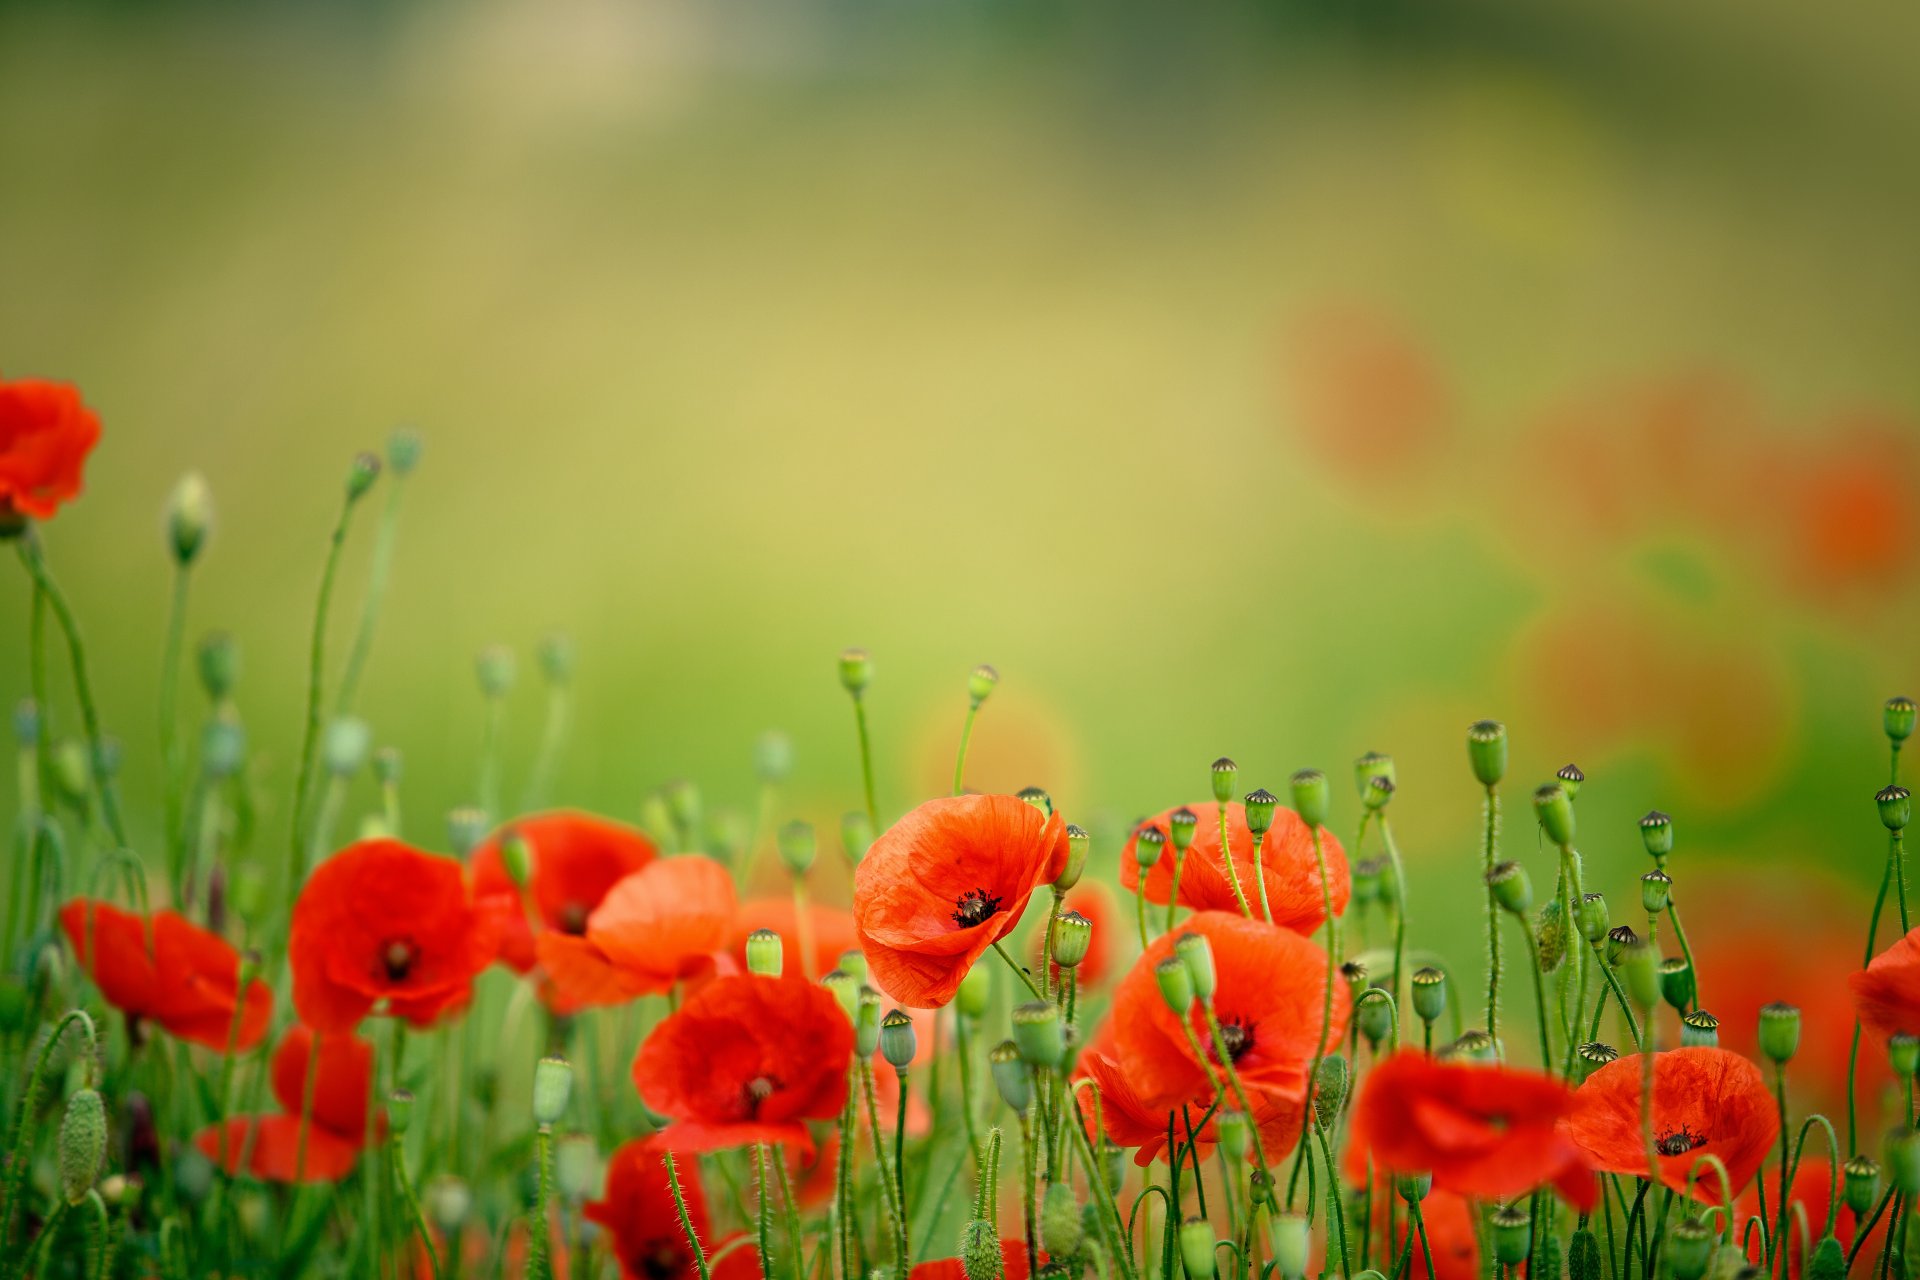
[1312,1055,1349,1130]
[1363,775,1395,813]
[1891,1033,1920,1079]
[1879,785,1913,832]
[854,987,883,1057]
[58,1088,106,1205]
[1155,957,1194,1014]
[1357,991,1393,1049]
[389,1088,415,1136]
[965,663,1000,708]
[555,1135,598,1203]
[1467,720,1508,787]
[166,472,212,566]
[1243,790,1278,841]
[1889,696,1918,745]
[1887,1128,1920,1196]
[345,451,381,503]
[1577,892,1610,944]
[837,949,868,984]
[1269,1214,1310,1280]
[475,645,516,700]
[838,811,873,866]
[838,648,871,696]
[201,713,247,781]
[1640,870,1672,914]
[1052,912,1093,970]
[960,1219,1000,1280]
[1057,824,1090,891]
[447,807,490,857]
[500,831,534,890]
[752,732,793,789]
[1173,932,1216,1003]
[1619,939,1660,1011]
[1576,1042,1618,1082]
[745,928,783,977]
[821,969,859,1021]
[1212,757,1239,804]
[1758,1002,1800,1065]
[880,1009,917,1071]
[1350,860,1383,908]
[1354,751,1395,798]
[1681,1010,1720,1048]
[1043,1182,1083,1257]
[532,1057,572,1127]
[1666,1219,1714,1280]
[1659,957,1694,1011]
[956,964,990,1020]
[1216,1110,1250,1162]
[1534,783,1576,846]
[388,427,424,477]
[373,746,403,788]
[1846,1155,1882,1216]
[1135,825,1167,871]
[989,1041,1031,1112]
[1290,769,1330,829]
[1397,1171,1432,1203]
[1556,762,1585,798]
[1179,1217,1217,1280]
[1606,925,1639,967]
[778,821,817,876]
[1639,811,1674,860]
[1484,861,1532,915]
[427,1176,472,1232]
[323,717,371,778]
[1012,1001,1064,1069]
[535,632,575,688]
[1168,807,1198,853]
[1411,967,1447,1026]
[1490,1205,1531,1267]
[1445,1030,1498,1063]
[1017,786,1053,819]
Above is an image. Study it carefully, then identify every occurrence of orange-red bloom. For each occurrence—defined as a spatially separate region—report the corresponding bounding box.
[535,856,737,1011]
[470,811,658,973]
[1112,911,1347,1112]
[290,839,507,1034]
[194,1023,373,1182]
[634,973,853,1155]
[1561,1047,1780,1201]
[1738,1157,1882,1279]
[1350,1051,1593,1208]
[586,1139,761,1280]
[853,794,1069,1008]
[1852,926,1920,1042]
[0,377,100,522]
[1075,1023,1303,1166]
[60,899,271,1051]
[1120,803,1350,935]
[728,898,857,983]
[911,1242,1043,1280]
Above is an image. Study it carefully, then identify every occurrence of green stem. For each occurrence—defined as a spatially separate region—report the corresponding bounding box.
[861,1060,909,1274]
[288,492,359,894]
[851,694,878,834]
[1219,803,1255,919]
[1315,1124,1351,1279]
[529,1124,555,1280]
[1771,1066,1790,1276]
[953,701,980,796]
[993,941,1046,1001]
[1135,882,1152,951]
[334,471,408,718]
[159,564,191,891]
[523,684,571,812]
[0,1010,98,1279]
[394,1123,441,1280]
[1286,824,1339,1208]
[776,1144,806,1280]
[1378,814,1411,1038]
[1482,785,1502,1043]
[754,1143,775,1280]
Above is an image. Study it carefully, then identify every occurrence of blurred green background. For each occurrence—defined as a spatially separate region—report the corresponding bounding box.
[4,0,1918,1021]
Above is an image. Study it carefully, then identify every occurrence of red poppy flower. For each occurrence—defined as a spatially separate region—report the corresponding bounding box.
[1033,884,1121,992]
[1120,803,1349,935]
[911,1241,1044,1280]
[1738,1157,1883,1279]
[60,899,271,1051]
[1350,1051,1593,1208]
[470,811,658,973]
[193,1023,374,1182]
[1074,1023,1303,1166]
[0,377,100,522]
[728,898,857,983]
[586,1139,762,1280]
[1111,911,1347,1112]
[1852,925,1920,1042]
[853,794,1069,1008]
[1561,1047,1780,1202]
[634,973,853,1155]
[290,839,507,1034]
[535,856,737,1012]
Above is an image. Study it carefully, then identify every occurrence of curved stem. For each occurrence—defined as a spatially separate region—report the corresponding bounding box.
[288,493,359,894]
[953,702,980,796]
[1218,806,1254,919]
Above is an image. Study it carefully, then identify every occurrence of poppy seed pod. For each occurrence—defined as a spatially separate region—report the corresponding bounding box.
[754,730,794,785]
[1891,1033,1920,1079]
[532,1057,572,1127]
[1052,911,1093,970]
[968,664,999,706]
[1363,775,1395,813]
[1577,892,1610,944]
[1354,750,1395,797]
[475,645,516,700]
[1312,1055,1349,1130]
[1179,1217,1217,1280]
[197,631,241,703]
[1357,990,1393,1048]
[537,632,575,687]
[1042,1181,1083,1257]
[1269,1214,1310,1280]
[854,987,884,1057]
[1659,957,1694,1011]
[1155,957,1195,1014]
[58,1088,106,1205]
[1168,807,1199,853]
[961,1219,1000,1280]
[838,949,868,984]
[1640,870,1673,914]
[1056,824,1090,891]
[1394,1171,1432,1203]
[1556,762,1585,799]
[1619,939,1661,1011]
[555,1134,598,1203]
[323,716,371,778]
[1485,860,1532,915]
[389,1087,415,1136]
[989,1040,1031,1112]
[1681,1010,1720,1048]
[1243,789,1278,840]
[838,648,871,696]
[1012,1001,1064,1069]
[499,831,533,890]
[1534,783,1576,846]
[1666,1219,1714,1280]
[1446,1029,1498,1063]
[745,928,783,977]
[1134,824,1167,870]
[880,1009,917,1071]
[1639,811,1674,859]
[1490,1204,1532,1267]
[1889,696,1918,745]
[373,746,403,788]
[1846,1155,1882,1216]
[387,426,423,476]
[446,807,490,857]
[1879,785,1913,832]
[1290,769,1331,829]
[1887,1127,1920,1195]
[345,450,381,502]
[1467,720,1508,787]
[166,471,213,566]
[1351,858,1385,907]
[956,964,991,1020]
[1758,1002,1801,1065]
[1209,757,1240,805]
[778,821,817,876]
[1173,931,1216,1003]
[839,810,873,865]
[1576,1041,1619,1082]
[200,713,247,781]
[1216,1109,1250,1162]
[1411,967,1447,1025]
[1606,925,1640,967]
[821,968,860,1020]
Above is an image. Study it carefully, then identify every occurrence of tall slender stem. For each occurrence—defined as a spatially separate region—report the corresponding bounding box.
[1286,824,1339,1207]
[159,565,191,887]
[851,696,878,834]
[334,471,409,719]
[1217,806,1254,919]
[288,493,360,894]
[1482,785,1502,1042]
[953,702,980,796]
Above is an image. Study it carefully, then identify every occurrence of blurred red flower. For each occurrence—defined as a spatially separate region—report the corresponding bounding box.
[911,1241,1043,1280]
[728,897,857,983]
[586,1139,761,1280]
[1119,804,1349,936]
[1075,1022,1302,1166]
[1737,1157,1882,1279]
[1852,924,1920,1043]
[853,795,1068,1008]
[1354,1174,1481,1280]
[60,899,271,1051]
[1561,1047,1779,1202]
[535,855,737,1012]
[469,810,657,973]
[0,376,100,522]
[193,1023,373,1182]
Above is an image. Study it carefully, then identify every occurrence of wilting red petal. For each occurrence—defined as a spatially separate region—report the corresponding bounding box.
[59,900,271,1051]
[194,1115,362,1183]
[1120,803,1349,936]
[1561,1048,1779,1202]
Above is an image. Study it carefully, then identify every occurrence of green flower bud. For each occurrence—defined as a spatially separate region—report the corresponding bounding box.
[956,964,991,1020]
[1012,1001,1064,1069]
[201,712,247,781]
[1043,1182,1084,1257]
[427,1175,472,1232]
[174,1145,214,1203]
[745,928,783,977]
[1351,858,1385,908]
[475,644,516,700]
[167,472,213,566]
[1362,775,1395,813]
[536,632,575,687]
[990,1040,1031,1112]
[1210,757,1240,805]
[1577,892,1610,944]
[372,746,403,788]
[1216,1110,1250,1162]
[499,831,534,889]
[1846,1155,1881,1216]
[1354,751,1395,798]
[1640,870,1673,914]
[51,738,90,806]
[854,987,883,1057]
[1568,1228,1601,1280]
[1052,911,1093,970]
[1490,1204,1532,1267]
[706,808,749,866]
[1808,1234,1845,1280]
[1168,807,1198,853]
[323,717,372,778]
[447,807,490,857]
[1619,939,1660,1011]
[1536,900,1568,974]
[1173,932,1216,1003]
[1534,783,1576,846]
[1016,786,1053,819]
[1681,1010,1720,1048]
[1888,1127,1920,1196]
[1057,825,1090,891]
[1660,957,1694,1011]
[1555,762,1585,800]
[1606,925,1639,967]
[755,730,794,785]
[1290,769,1330,829]
[778,821,817,876]
[1270,1214,1309,1280]
[821,969,860,1021]
[881,1009,917,1071]
[838,648,872,696]
[1396,1171,1431,1203]
[1357,990,1393,1048]
[1639,811,1674,859]
[195,631,241,705]
[1467,720,1508,787]
[1666,1219,1714,1280]
[13,699,38,749]
[1444,1030,1498,1063]
[1890,697,1918,745]
[968,664,999,706]
[637,790,673,843]
[1485,860,1532,915]
[231,866,267,921]
[389,1088,415,1136]
[1155,957,1194,1014]
[387,427,423,477]
[961,1218,1001,1280]
[1135,824,1167,871]
[1179,1217,1216,1280]
[1880,785,1913,832]
[555,1134,599,1203]
[532,1057,572,1127]
[1312,1055,1349,1130]
[1243,789,1278,840]
[1758,1002,1801,1065]
[1576,1042,1619,1082]
[1411,967,1447,1025]
[345,450,381,503]
[1893,1033,1920,1079]
[58,1088,107,1204]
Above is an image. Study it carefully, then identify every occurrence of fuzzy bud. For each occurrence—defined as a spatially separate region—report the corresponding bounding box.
[1043,1182,1083,1257]
[1012,1001,1064,1069]
[1290,769,1330,829]
[1485,860,1532,915]
[1888,1127,1920,1196]
[778,821,817,876]
[1490,1204,1532,1267]
[1467,720,1508,787]
[345,451,381,502]
[745,929,783,977]
[323,717,371,778]
[1357,990,1393,1048]
[1606,925,1639,967]
[447,807,490,857]
[961,1219,1001,1280]
[1351,858,1385,908]
[838,649,872,696]
[1173,932,1216,1003]
[1619,938,1661,1011]
[1057,825,1090,891]
[555,1134,599,1203]
[1640,870,1673,914]
[1243,789,1278,840]
[1534,783,1576,846]
[1216,1110,1250,1162]
[58,1088,107,1204]
[167,472,213,566]
[1758,1002,1801,1065]
[1846,1155,1882,1216]
[1179,1217,1216,1280]
[389,1088,415,1136]
[1681,1010,1720,1048]
[1052,912,1093,971]
[1411,967,1447,1025]
[1880,785,1913,832]
[532,1057,572,1127]
[1667,1219,1714,1280]
[1134,824,1167,871]
[1362,774,1395,813]
[1639,810,1674,859]
[754,730,793,785]
[1269,1214,1309,1280]
[1890,696,1918,745]
[387,427,423,477]
[475,645,516,700]
[990,1041,1031,1112]
[880,1009,917,1071]
[1577,892,1610,943]
[854,987,884,1057]
[1312,1055,1349,1130]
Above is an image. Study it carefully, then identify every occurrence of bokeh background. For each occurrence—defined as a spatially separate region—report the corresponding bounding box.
[5,0,1918,1087]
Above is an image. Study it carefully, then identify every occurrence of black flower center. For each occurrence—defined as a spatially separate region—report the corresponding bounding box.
[743,1074,780,1118]
[557,902,590,935]
[951,887,1003,929]
[642,1243,689,1280]
[1656,1125,1707,1157]
[1215,1018,1255,1063]
[382,938,420,982]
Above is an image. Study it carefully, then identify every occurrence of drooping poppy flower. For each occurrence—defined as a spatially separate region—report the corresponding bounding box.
[1119,803,1350,936]
[1350,1051,1593,1209]
[290,839,507,1034]
[853,794,1069,1008]
[728,897,857,983]
[470,811,658,973]
[911,1241,1044,1280]
[1561,1047,1780,1201]
[1852,925,1920,1043]
[0,376,101,523]
[59,899,271,1051]
[193,1023,374,1182]
[585,1139,762,1280]
[1111,911,1347,1112]
[535,856,737,1011]
[1737,1157,1883,1279]
[1074,1022,1303,1166]
[634,973,853,1155]
[1033,884,1122,992]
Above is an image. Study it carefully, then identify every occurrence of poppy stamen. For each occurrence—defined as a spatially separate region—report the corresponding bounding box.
[951,887,1004,929]
[1656,1125,1707,1157]
[381,938,420,982]
[557,902,590,935]
[1214,1017,1255,1063]
[743,1074,779,1117]
[643,1246,687,1280]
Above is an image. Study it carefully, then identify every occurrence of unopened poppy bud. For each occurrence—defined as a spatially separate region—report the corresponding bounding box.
[822,969,860,1020]
[1135,824,1167,870]
[1485,860,1532,914]
[383,426,423,477]
[1606,925,1639,967]
[532,1057,572,1127]
[346,451,381,502]
[12,699,37,749]
[1243,789,1278,840]
[1179,1217,1216,1280]
[1639,811,1674,859]
[1253,1216,1304,1280]
[707,809,748,865]
[476,645,516,700]
[956,964,991,1019]
[838,648,872,696]
[1490,1204,1531,1267]
[1887,1128,1920,1195]
[1411,967,1447,1025]
[1312,1056,1349,1129]
[1391,1171,1431,1204]
[167,472,213,566]
[1667,1219,1714,1280]
[1467,720,1508,787]
[1052,912,1093,971]
[1681,1010,1720,1048]
[1173,932,1216,1002]
[1577,1041,1619,1081]
[1290,769,1330,829]
[50,739,89,804]
[745,929,783,977]
[961,1218,1001,1280]
[58,1088,106,1204]
[1216,1110,1250,1161]
[368,746,402,788]
[1893,1033,1920,1079]
[1890,697,1918,745]
[389,1088,415,1135]
[837,949,868,984]
[1556,762,1585,799]
[1042,1182,1083,1257]
[194,632,241,705]
[1536,901,1568,973]
[323,717,371,778]
[533,633,575,688]
[1619,939,1660,1010]
[840,810,874,865]
[1577,892,1609,943]
[201,713,247,781]
[447,807,489,857]
[1155,957,1194,1013]
[499,831,533,889]
[666,778,702,833]
[1534,783,1576,846]
[1013,1001,1064,1068]
[881,1009,917,1070]
[1660,957,1694,1011]
[1640,870,1673,914]
[990,1041,1031,1112]
[778,821,817,876]
[427,1175,472,1231]
[556,1134,598,1202]
[1880,785,1913,832]
[1057,825,1090,891]
[1758,1002,1801,1065]
[1168,807,1199,853]
[1362,775,1395,813]
[967,664,999,706]
[1017,786,1053,819]
[751,730,793,785]
[854,987,884,1057]
[1357,991,1393,1048]
[1846,1155,1882,1216]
